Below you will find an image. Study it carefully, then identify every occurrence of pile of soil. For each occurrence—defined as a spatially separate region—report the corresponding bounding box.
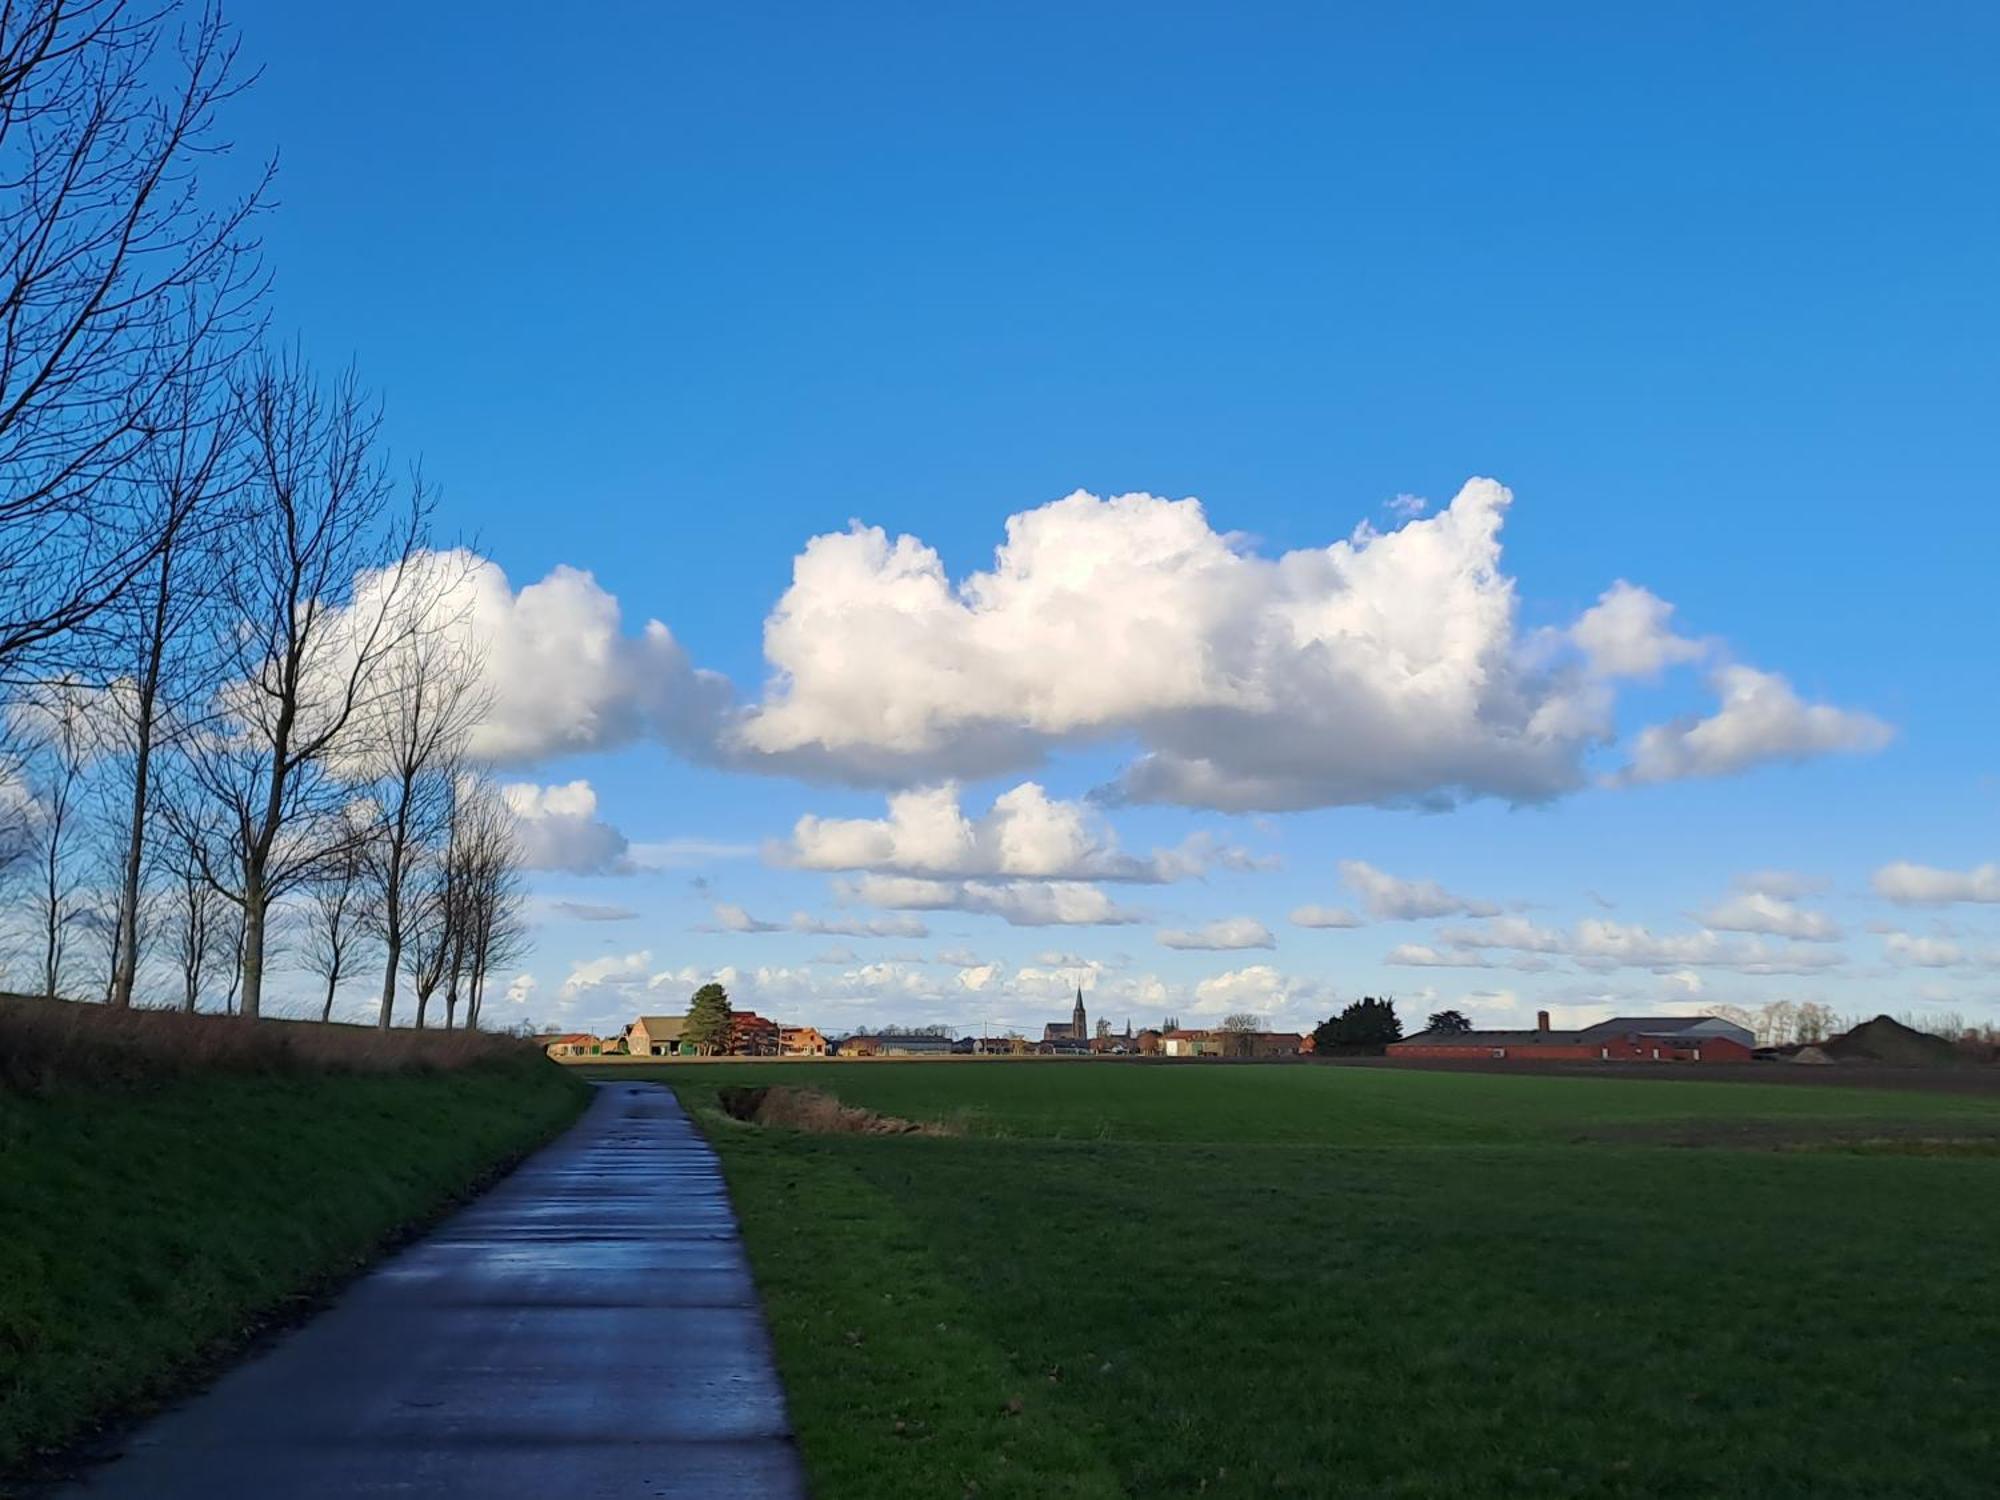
[1821,1015,1961,1067]
[714,1084,945,1136]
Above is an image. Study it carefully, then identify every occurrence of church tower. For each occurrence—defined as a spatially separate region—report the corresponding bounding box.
[1072,986,1087,1041]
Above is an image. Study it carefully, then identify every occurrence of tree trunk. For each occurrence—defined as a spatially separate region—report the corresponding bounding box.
[239,881,267,1021]
[111,554,173,1009]
[414,984,431,1029]
[321,966,340,1023]
[378,929,401,1029]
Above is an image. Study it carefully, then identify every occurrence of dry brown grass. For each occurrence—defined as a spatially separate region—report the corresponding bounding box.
[0,993,542,1095]
[714,1082,951,1136]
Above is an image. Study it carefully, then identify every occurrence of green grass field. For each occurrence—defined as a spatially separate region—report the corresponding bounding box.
[613,1061,2000,1499]
[0,1052,587,1479]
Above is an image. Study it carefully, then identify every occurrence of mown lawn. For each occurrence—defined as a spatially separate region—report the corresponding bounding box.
[616,1061,2000,1499]
[0,1054,587,1479]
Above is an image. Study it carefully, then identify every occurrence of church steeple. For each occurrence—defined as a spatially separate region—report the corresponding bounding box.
[1073,985,1087,1041]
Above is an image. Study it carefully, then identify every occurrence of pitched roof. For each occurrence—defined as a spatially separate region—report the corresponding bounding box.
[1399,1015,1753,1047]
[630,1015,686,1039]
[1577,1016,1753,1040]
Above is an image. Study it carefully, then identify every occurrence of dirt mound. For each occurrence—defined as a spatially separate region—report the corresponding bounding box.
[1822,1015,1961,1067]
[715,1084,945,1135]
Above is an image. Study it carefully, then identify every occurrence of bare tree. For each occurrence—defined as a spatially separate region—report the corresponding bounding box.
[0,1,267,678]
[161,823,223,1010]
[363,616,481,1029]
[399,843,453,1029]
[178,351,426,1019]
[102,367,237,1006]
[449,775,524,1031]
[299,804,374,1022]
[13,686,97,995]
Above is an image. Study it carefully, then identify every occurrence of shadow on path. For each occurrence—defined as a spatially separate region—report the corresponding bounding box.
[57,1082,807,1498]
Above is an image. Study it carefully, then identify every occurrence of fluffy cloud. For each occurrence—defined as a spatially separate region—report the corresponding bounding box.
[732,481,1614,810]
[1385,942,1556,973]
[780,781,1243,882]
[344,490,1877,816]
[1872,862,2000,906]
[1424,915,1846,976]
[1289,904,1365,929]
[838,873,1144,927]
[708,903,930,939]
[1570,581,1707,679]
[1734,869,1828,901]
[1186,964,1329,1021]
[557,950,654,1006]
[1881,932,1970,967]
[1697,889,1842,942]
[1621,665,1892,785]
[330,550,730,768]
[1339,859,1499,921]
[1157,917,1275,951]
[502,780,633,875]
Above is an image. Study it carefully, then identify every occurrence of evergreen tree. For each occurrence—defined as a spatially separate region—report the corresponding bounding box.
[1312,997,1403,1054]
[683,982,734,1056]
[1426,1008,1473,1035]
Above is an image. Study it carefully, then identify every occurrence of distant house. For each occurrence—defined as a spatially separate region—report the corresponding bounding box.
[539,1032,600,1058]
[1220,1031,1303,1059]
[1389,1012,1756,1063]
[871,1032,954,1056]
[779,1025,827,1057]
[1160,1028,1209,1057]
[968,1035,1026,1055]
[625,1015,690,1057]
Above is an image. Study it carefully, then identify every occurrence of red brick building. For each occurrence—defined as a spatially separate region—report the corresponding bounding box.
[1389,1012,1755,1063]
[730,1012,781,1056]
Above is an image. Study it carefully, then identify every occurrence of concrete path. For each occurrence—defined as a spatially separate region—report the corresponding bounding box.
[60,1082,807,1498]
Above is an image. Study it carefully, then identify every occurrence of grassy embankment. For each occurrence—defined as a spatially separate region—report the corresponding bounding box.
[0,998,589,1480]
[608,1061,2000,1500]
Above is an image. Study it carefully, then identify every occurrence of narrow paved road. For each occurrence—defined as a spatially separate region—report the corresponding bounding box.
[61,1082,808,1498]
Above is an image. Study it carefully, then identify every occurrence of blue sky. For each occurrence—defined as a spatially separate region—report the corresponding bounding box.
[231,2,1998,1035]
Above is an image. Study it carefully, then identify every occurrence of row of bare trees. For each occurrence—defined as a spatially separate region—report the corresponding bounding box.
[0,2,527,1027]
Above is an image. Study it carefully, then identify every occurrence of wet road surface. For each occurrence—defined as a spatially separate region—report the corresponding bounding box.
[59,1082,808,1498]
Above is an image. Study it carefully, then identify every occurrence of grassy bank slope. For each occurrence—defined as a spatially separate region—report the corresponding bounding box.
[620,1062,2000,1500]
[0,1003,588,1479]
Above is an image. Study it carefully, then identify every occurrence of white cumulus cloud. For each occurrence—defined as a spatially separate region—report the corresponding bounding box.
[502,780,634,875]
[1697,889,1842,942]
[1157,917,1276,951]
[1289,904,1365,929]
[837,873,1144,927]
[1339,859,1500,921]
[1569,581,1706,679]
[1872,861,2000,906]
[707,903,930,939]
[1621,665,1891,785]
[730,481,1611,810]
[779,781,1239,882]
